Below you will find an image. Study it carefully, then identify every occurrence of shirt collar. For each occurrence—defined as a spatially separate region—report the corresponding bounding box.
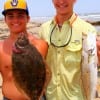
[51,13,77,26]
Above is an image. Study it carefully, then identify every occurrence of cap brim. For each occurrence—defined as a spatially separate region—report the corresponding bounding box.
[2,9,29,15]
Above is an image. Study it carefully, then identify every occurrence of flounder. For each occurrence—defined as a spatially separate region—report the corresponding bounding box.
[12,33,46,100]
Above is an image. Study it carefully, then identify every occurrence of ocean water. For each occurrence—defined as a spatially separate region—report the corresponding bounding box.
[31,13,100,22]
[80,14,100,22]
[31,14,100,33]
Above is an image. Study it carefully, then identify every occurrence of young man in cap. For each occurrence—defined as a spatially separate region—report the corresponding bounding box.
[0,0,51,100]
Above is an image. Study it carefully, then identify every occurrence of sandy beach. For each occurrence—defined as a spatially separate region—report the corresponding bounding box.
[0,16,100,99]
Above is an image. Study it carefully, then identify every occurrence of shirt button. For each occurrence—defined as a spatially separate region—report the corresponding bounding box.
[58,39,61,41]
[58,84,60,87]
[57,50,60,53]
[57,73,60,75]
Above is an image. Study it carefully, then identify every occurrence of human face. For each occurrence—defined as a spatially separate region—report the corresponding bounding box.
[52,0,76,16]
[5,10,30,34]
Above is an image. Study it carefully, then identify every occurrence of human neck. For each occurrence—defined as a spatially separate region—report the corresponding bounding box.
[56,12,73,26]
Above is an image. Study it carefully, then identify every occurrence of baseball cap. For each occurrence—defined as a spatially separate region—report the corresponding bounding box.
[2,0,29,15]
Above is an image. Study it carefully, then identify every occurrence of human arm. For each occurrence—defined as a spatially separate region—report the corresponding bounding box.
[29,34,48,59]
[44,62,52,89]
[36,39,48,59]
[0,41,2,72]
[39,61,51,100]
[96,34,100,66]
